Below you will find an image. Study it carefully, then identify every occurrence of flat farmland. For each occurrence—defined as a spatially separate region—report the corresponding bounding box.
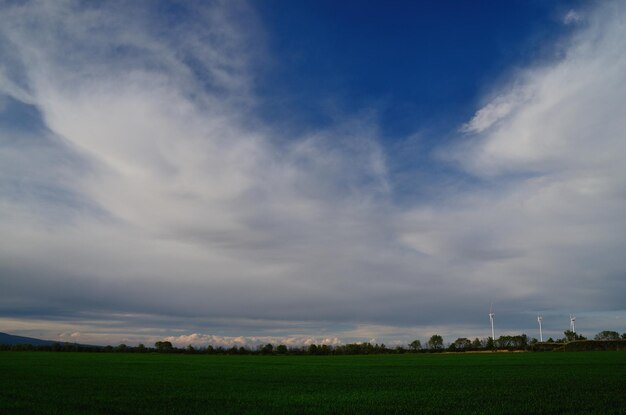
[1,351,625,414]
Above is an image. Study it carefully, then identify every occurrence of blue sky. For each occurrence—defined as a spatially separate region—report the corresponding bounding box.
[254,1,570,139]
[1,0,625,348]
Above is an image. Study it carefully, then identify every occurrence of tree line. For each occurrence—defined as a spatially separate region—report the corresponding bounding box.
[2,330,625,354]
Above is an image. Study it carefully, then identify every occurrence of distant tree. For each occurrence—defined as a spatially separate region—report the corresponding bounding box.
[594,331,620,341]
[494,336,503,348]
[564,331,575,342]
[622,333,626,340]
[495,334,528,350]
[486,337,495,350]
[395,345,407,354]
[564,330,586,342]
[518,334,529,348]
[186,345,196,353]
[276,344,288,354]
[205,345,215,354]
[116,344,128,352]
[547,337,554,343]
[453,338,471,350]
[308,344,318,355]
[471,338,483,349]
[428,335,444,350]
[345,344,360,354]
[137,343,147,353]
[226,346,238,355]
[261,343,274,354]
[408,339,422,352]
[155,341,173,352]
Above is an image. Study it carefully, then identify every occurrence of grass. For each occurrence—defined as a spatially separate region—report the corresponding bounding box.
[1,351,625,414]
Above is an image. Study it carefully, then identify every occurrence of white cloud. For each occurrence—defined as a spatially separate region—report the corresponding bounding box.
[1,1,625,343]
[460,85,532,134]
[418,2,626,313]
[162,333,343,348]
[564,10,583,25]
[0,1,398,331]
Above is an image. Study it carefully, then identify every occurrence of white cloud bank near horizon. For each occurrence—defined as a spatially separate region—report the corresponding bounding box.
[1,1,625,346]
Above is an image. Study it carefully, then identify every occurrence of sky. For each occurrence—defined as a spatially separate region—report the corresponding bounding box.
[1,0,625,348]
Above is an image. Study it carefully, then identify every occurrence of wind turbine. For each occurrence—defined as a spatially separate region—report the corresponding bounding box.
[489,304,495,345]
[537,315,543,342]
[569,314,576,333]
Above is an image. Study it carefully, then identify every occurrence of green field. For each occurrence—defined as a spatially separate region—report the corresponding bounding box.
[1,351,625,414]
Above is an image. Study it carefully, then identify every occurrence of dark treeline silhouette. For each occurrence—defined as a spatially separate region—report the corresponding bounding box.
[2,331,626,354]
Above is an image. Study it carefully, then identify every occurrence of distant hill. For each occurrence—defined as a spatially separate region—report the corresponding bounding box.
[0,332,57,346]
[0,332,101,349]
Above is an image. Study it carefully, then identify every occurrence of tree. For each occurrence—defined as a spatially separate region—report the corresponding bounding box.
[408,339,422,352]
[453,338,471,350]
[395,345,407,354]
[261,343,274,354]
[276,344,288,354]
[594,330,620,341]
[486,337,495,350]
[564,330,586,342]
[495,334,528,350]
[155,341,173,352]
[226,346,238,355]
[471,338,483,349]
[428,335,444,350]
[518,334,529,348]
[622,333,626,340]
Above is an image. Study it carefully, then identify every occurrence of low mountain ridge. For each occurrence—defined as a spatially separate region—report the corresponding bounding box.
[0,331,57,346]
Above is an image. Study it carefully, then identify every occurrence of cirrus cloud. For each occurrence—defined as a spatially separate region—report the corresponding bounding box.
[0,1,625,345]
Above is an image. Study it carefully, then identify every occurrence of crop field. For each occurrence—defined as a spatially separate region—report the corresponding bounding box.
[1,351,625,414]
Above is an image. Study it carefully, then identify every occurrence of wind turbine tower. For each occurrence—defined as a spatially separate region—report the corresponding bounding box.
[489,304,495,344]
[537,315,543,342]
[570,315,576,333]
